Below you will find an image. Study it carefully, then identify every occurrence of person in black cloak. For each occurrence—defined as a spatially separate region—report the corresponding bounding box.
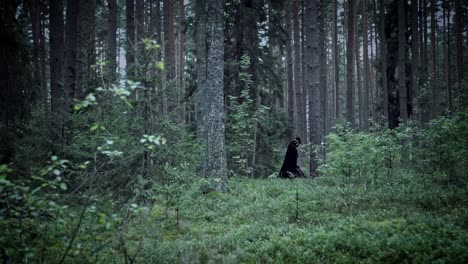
[279,137,305,178]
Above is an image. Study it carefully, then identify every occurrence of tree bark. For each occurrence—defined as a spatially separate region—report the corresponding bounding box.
[164,0,176,81]
[398,0,408,120]
[430,0,438,118]
[422,0,428,85]
[355,5,362,129]
[301,3,306,141]
[320,0,328,138]
[362,0,370,130]
[379,0,389,125]
[77,0,96,97]
[107,0,118,83]
[50,0,65,113]
[64,0,80,100]
[126,0,135,79]
[178,0,186,121]
[333,0,339,121]
[305,0,320,178]
[156,0,162,62]
[286,0,295,137]
[411,0,419,118]
[455,0,463,103]
[29,0,43,104]
[155,0,164,113]
[196,0,228,191]
[443,0,451,113]
[164,0,176,112]
[371,0,378,118]
[40,6,47,106]
[136,0,144,64]
[419,0,423,72]
[292,0,305,142]
[346,0,356,128]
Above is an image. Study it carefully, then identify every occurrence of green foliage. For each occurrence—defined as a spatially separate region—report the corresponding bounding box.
[225,54,257,176]
[0,159,69,261]
[2,176,462,263]
[226,90,255,175]
[226,54,285,177]
[3,112,468,262]
[419,110,468,183]
[319,123,404,185]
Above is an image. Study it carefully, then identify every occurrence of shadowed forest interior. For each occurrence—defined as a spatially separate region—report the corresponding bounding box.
[1,0,467,262]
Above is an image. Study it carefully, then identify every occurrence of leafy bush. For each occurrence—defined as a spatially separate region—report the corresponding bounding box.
[319,123,403,185]
[420,110,468,183]
[0,160,68,261]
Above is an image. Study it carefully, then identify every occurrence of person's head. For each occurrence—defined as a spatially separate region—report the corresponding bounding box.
[292,137,301,147]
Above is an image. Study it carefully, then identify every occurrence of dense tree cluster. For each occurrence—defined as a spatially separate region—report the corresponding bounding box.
[1,0,467,183]
[1,1,468,262]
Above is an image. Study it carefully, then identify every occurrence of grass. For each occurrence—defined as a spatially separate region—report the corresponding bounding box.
[60,170,468,263]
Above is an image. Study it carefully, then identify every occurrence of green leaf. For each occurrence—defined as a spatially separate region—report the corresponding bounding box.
[59,183,67,191]
[97,213,107,224]
[156,62,164,71]
[90,123,99,131]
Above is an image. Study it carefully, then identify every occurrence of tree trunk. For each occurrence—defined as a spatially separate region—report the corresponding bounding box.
[164,0,175,81]
[379,0,389,125]
[179,0,186,121]
[149,0,155,36]
[155,0,164,113]
[411,0,419,118]
[195,0,228,191]
[355,5,362,129]
[64,0,80,101]
[320,0,328,139]
[455,0,463,104]
[136,0,144,63]
[362,0,370,130]
[301,2,307,142]
[305,0,320,178]
[135,0,144,100]
[156,0,162,61]
[29,0,43,104]
[443,0,451,113]
[372,0,378,118]
[430,0,438,118]
[292,0,304,142]
[419,0,423,73]
[422,0,428,85]
[40,6,47,106]
[164,0,176,111]
[333,0,339,121]
[346,0,356,128]
[398,0,408,120]
[50,0,65,113]
[278,42,285,109]
[126,0,135,79]
[286,0,295,137]
[77,0,96,98]
[107,0,118,83]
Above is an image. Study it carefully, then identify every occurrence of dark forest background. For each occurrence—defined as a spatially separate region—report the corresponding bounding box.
[0,0,467,262]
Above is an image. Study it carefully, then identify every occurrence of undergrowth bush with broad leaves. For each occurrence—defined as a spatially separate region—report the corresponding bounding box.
[0,160,68,261]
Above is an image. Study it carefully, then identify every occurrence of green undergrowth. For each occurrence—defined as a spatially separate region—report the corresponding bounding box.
[53,173,468,263]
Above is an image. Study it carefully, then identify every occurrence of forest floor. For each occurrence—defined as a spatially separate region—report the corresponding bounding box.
[66,170,468,263]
